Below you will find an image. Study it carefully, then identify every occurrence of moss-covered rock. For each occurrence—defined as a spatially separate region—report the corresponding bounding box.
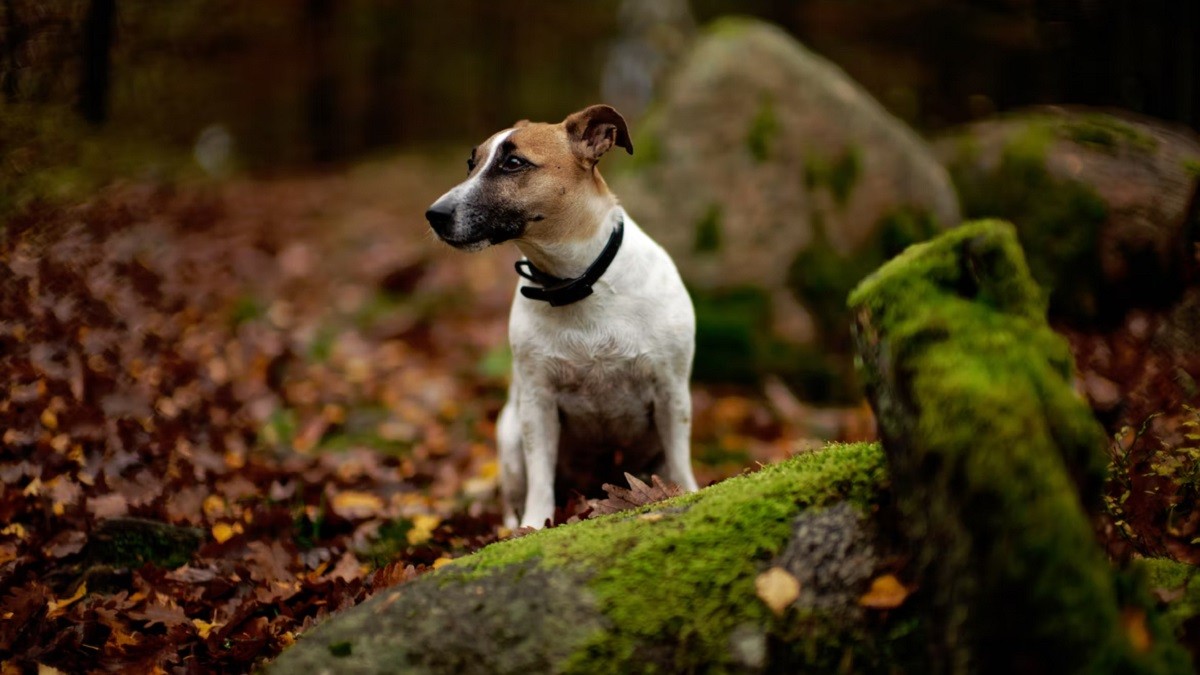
[934,108,1200,327]
[268,442,915,673]
[86,517,203,570]
[612,16,960,397]
[849,219,1191,673]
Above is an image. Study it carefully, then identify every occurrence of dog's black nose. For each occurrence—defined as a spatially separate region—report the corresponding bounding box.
[425,203,455,233]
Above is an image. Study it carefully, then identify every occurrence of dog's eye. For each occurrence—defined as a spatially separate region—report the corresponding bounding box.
[501,155,529,172]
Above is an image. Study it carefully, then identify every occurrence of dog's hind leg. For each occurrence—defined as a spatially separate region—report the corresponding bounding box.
[496,400,526,529]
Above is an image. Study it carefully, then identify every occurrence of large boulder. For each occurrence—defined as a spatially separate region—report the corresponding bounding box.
[269,222,1194,674]
[611,16,960,399]
[933,108,1200,326]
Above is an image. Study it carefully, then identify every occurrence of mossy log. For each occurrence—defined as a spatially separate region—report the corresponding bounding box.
[849,219,1190,673]
[269,442,914,674]
[270,220,1195,674]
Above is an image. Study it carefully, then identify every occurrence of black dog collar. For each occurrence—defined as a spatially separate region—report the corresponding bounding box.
[514,215,625,307]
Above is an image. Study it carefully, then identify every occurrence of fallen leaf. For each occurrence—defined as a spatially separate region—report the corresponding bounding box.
[331,491,385,519]
[858,574,909,609]
[212,522,238,544]
[47,582,87,617]
[192,618,224,639]
[1121,607,1152,653]
[755,567,800,616]
[406,514,440,545]
[431,556,453,569]
[592,474,685,516]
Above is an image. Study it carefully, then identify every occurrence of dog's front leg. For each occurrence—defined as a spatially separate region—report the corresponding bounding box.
[655,380,700,492]
[517,384,559,528]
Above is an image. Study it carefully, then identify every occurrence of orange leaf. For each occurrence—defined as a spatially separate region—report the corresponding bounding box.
[755,567,800,616]
[859,574,909,609]
[1121,607,1152,653]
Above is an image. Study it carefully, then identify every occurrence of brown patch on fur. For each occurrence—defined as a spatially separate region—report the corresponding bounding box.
[563,104,633,164]
[497,120,619,244]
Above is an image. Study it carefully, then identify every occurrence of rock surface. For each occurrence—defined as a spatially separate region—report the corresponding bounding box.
[611,16,960,398]
[933,108,1200,326]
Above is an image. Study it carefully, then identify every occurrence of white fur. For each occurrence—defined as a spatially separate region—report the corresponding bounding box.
[499,205,699,528]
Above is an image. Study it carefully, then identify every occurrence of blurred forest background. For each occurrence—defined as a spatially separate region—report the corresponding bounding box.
[2,0,1197,203]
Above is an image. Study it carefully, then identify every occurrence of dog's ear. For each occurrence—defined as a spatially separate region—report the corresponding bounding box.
[514,119,531,128]
[563,104,633,165]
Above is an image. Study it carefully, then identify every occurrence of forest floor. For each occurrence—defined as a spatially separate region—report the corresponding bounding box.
[0,156,876,673]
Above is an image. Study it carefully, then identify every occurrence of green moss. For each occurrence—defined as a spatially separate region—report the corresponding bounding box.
[450,442,891,673]
[1139,558,1200,638]
[805,148,862,207]
[1183,158,1200,180]
[746,95,779,163]
[703,15,763,39]
[1056,114,1158,154]
[228,294,266,327]
[693,203,723,253]
[849,220,1190,672]
[949,123,1109,323]
[87,517,203,570]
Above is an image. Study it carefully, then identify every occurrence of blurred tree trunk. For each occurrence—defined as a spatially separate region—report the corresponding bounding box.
[363,4,408,149]
[305,0,338,163]
[78,0,115,124]
[2,0,24,101]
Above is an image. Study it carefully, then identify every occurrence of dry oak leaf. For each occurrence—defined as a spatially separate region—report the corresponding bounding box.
[592,473,685,516]
[858,574,909,610]
[755,566,800,616]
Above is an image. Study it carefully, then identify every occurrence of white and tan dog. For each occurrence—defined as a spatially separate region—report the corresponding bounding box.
[425,104,698,529]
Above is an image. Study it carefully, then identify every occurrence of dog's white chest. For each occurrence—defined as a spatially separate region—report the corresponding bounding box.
[539,327,658,438]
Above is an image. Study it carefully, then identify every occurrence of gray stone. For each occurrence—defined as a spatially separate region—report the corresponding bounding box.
[612,17,960,394]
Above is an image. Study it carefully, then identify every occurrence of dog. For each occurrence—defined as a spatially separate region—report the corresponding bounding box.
[425,104,699,529]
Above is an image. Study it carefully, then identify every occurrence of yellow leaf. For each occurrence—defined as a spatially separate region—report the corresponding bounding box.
[331,491,385,519]
[406,514,441,545]
[432,556,453,569]
[211,522,236,544]
[1,523,28,539]
[203,494,226,519]
[47,582,87,617]
[192,618,224,639]
[40,409,58,430]
[859,574,909,609]
[23,478,43,497]
[755,566,800,616]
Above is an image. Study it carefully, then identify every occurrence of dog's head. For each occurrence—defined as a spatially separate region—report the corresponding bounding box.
[425,104,633,251]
